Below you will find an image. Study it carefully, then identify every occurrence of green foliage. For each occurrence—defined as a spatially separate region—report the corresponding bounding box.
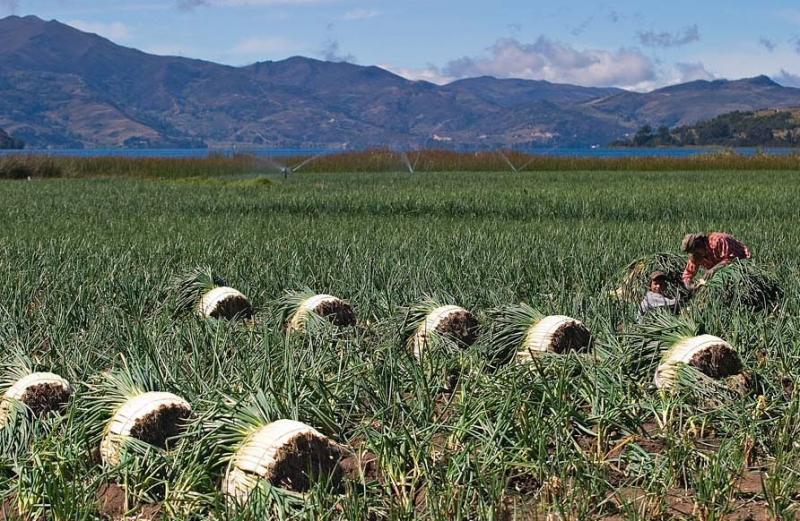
[171,265,226,316]
[618,108,800,147]
[695,259,782,310]
[0,169,797,518]
[487,302,546,365]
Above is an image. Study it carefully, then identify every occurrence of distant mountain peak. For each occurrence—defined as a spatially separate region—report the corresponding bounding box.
[743,74,781,87]
[1,15,799,149]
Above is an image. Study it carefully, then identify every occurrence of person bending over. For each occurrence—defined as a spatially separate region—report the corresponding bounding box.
[681,232,751,290]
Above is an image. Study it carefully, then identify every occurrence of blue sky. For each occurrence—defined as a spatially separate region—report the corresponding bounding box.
[3,0,800,90]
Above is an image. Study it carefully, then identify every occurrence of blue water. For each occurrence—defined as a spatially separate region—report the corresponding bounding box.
[0,147,797,158]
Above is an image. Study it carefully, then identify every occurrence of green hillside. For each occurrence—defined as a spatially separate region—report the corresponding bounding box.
[616,108,800,147]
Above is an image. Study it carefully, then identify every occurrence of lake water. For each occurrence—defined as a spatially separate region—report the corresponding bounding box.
[0,147,797,158]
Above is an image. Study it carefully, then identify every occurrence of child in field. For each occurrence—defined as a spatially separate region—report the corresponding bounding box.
[681,232,751,290]
[638,271,679,321]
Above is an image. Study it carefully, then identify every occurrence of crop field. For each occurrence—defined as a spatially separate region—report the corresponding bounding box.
[0,166,799,520]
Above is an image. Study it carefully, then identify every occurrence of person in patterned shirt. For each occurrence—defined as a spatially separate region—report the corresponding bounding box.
[681,232,752,290]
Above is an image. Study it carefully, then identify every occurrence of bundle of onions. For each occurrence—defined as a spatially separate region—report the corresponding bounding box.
[173,266,253,320]
[87,368,192,466]
[491,303,592,363]
[209,394,345,504]
[654,334,743,390]
[694,259,782,311]
[223,419,345,503]
[0,371,73,428]
[404,299,479,359]
[610,252,688,303]
[629,314,744,390]
[279,289,357,334]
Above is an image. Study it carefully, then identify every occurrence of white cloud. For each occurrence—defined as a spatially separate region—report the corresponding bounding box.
[67,20,132,41]
[340,8,379,21]
[381,64,453,85]
[319,38,355,62]
[231,36,296,55]
[773,69,800,87]
[435,37,656,89]
[672,62,715,82]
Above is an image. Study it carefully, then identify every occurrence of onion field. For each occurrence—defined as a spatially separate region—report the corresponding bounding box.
[1,168,799,520]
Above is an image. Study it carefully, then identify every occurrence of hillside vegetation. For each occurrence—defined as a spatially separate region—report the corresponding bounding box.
[617,108,800,147]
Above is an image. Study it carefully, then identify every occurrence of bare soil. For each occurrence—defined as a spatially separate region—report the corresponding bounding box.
[96,483,163,521]
[340,450,381,483]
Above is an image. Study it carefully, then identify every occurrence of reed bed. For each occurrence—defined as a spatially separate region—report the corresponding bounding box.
[1,148,800,179]
[0,168,798,518]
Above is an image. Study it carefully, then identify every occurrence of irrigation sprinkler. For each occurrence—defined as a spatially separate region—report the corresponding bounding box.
[400,151,413,173]
[290,154,321,174]
[497,151,518,173]
[399,150,422,173]
[266,154,323,178]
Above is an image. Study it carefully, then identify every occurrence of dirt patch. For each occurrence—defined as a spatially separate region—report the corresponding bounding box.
[340,450,381,483]
[689,344,742,379]
[724,499,771,521]
[506,469,540,495]
[736,470,765,496]
[315,300,357,327]
[96,483,162,521]
[137,503,162,521]
[781,377,794,399]
[269,431,344,492]
[96,483,127,518]
[725,372,754,396]
[128,403,191,450]
[19,382,72,416]
[550,322,592,354]
[437,310,479,348]
[0,495,44,521]
[211,295,253,321]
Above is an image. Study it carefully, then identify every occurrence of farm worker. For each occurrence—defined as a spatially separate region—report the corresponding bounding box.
[637,271,679,321]
[681,232,751,290]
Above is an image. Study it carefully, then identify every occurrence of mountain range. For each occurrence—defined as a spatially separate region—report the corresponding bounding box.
[2,15,800,149]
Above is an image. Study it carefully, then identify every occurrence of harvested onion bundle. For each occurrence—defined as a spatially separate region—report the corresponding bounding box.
[628,314,743,391]
[208,393,345,504]
[491,303,592,363]
[173,266,253,320]
[0,372,73,428]
[694,259,782,311]
[405,300,479,358]
[279,290,357,334]
[654,334,742,390]
[223,419,344,503]
[87,368,192,466]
